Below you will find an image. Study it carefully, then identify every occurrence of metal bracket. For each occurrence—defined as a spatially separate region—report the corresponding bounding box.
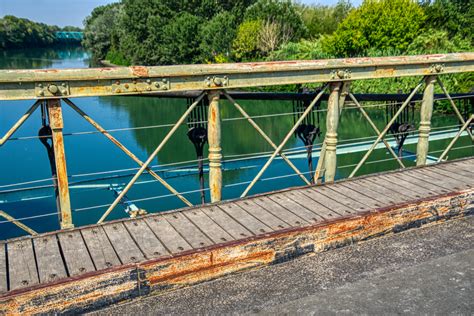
[331,69,351,80]
[205,76,229,88]
[430,64,444,73]
[111,78,170,94]
[35,82,70,97]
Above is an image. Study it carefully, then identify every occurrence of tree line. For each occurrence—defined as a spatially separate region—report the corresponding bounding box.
[83,0,472,65]
[0,15,82,49]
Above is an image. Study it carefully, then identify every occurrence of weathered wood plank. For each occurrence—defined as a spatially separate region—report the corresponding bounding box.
[123,219,169,259]
[283,191,340,220]
[329,183,384,209]
[253,196,309,226]
[339,182,398,205]
[218,203,272,235]
[144,216,192,254]
[7,239,39,290]
[234,200,290,230]
[447,160,474,173]
[377,174,434,197]
[81,226,121,270]
[314,186,370,213]
[268,193,325,223]
[391,172,448,195]
[163,212,213,249]
[58,230,95,276]
[437,162,473,180]
[103,222,145,264]
[363,176,421,200]
[33,234,68,283]
[404,170,453,191]
[302,187,355,215]
[355,179,409,203]
[430,165,473,184]
[413,168,471,191]
[184,209,234,243]
[202,206,253,239]
[0,243,6,293]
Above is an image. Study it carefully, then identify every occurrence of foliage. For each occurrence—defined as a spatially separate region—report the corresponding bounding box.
[420,0,473,43]
[325,0,426,57]
[244,0,307,40]
[299,0,353,37]
[268,38,332,60]
[0,15,80,49]
[200,11,237,63]
[232,20,263,60]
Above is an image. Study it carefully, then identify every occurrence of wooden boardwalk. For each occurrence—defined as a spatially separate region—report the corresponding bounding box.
[0,158,472,313]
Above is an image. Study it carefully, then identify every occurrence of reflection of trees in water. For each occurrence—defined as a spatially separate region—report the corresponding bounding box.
[0,46,86,69]
[105,96,302,165]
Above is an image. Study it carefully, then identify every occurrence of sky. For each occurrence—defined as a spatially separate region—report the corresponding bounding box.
[0,0,362,28]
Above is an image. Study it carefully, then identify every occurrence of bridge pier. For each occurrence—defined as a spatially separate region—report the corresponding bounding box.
[208,91,222,202]
[324,82,342,182]
[417,76,436,166]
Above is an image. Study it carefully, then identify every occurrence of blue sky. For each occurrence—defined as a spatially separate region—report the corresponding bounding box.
[0,0,362,27]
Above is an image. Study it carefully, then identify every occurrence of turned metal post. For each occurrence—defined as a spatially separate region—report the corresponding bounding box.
[207,91,222,202]
[47,99,73,229]
[324,82,342,182]
[416,76,436,166]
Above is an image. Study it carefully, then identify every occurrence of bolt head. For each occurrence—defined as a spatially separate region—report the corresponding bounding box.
[48,84,59,94]
[154,82,160,87]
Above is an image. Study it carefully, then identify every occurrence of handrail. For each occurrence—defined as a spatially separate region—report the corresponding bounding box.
[1,53,473,100]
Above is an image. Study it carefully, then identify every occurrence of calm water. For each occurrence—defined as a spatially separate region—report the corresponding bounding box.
[0,47,472,239]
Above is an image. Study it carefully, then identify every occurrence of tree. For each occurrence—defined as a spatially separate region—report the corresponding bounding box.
[233,20,263,60]
[325,0,426,57]
[299,0,353,37]
[245,0,307,41]
[200,11,238,62]
[258,20,293,54]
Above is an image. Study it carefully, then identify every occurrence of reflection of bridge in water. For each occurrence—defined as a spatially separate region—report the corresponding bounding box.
[55,31,84,41]
[0,53,472,313]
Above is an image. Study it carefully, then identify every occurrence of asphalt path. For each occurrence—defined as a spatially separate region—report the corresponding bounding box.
[93,216,474,315]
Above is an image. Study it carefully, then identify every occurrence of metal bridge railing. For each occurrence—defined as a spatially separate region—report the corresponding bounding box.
[0,53,473,234]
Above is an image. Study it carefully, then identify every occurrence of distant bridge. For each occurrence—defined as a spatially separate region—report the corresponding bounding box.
[55,31,83,41]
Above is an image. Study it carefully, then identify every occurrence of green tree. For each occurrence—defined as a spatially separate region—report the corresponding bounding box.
[232,20,263,60]
[200,11,238,62]
[244,0,307,40]
[326,0,426,57]
[300,0,353,37]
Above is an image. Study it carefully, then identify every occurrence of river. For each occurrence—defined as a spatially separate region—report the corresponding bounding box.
[0,47,471,239]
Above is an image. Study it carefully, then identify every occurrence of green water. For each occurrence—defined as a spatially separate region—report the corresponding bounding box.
[0,47,472,239]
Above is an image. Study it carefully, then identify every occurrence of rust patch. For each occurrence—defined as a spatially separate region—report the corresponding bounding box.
[130,66,149,77]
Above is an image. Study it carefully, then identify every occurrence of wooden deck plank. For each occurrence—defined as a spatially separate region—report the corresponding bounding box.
[81,226,121,270]
[377,174,435,197]
[163,212,213,249]
[301,188,356,216]
[218,203,272,235]
[7,239,39,290]
[0,243,6,293]
[412,168,471,190]
[314,186,370,213]
[123,219,169,259]
[103,223,145,264]
[267,194,322,224]
[202,206,253,239]
[283,190,340,220]
[437,163,473,180]
[253,196,309,226]
[429,166,474,186]
[58,230,95,276]
[234,200,290,230]
[184,209,234,243]
[340,181,398,205]
[447,160,474,173]
[391,172,448,195]
[404,169,453,191]
[33,234,67,283]
[328,184,383,209]
[363,176,421,200]
[144,216,192,254]
[355,178,410,204]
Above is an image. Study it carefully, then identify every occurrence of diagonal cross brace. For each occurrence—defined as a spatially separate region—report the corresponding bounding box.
[63,98,192,208]
[437,114,473,162]
[241,84,328,197]
[348,93,405,168]
[223,92,311,186]
[0,100,41,146]
[97,92,206,224]
[349,79,425,178]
